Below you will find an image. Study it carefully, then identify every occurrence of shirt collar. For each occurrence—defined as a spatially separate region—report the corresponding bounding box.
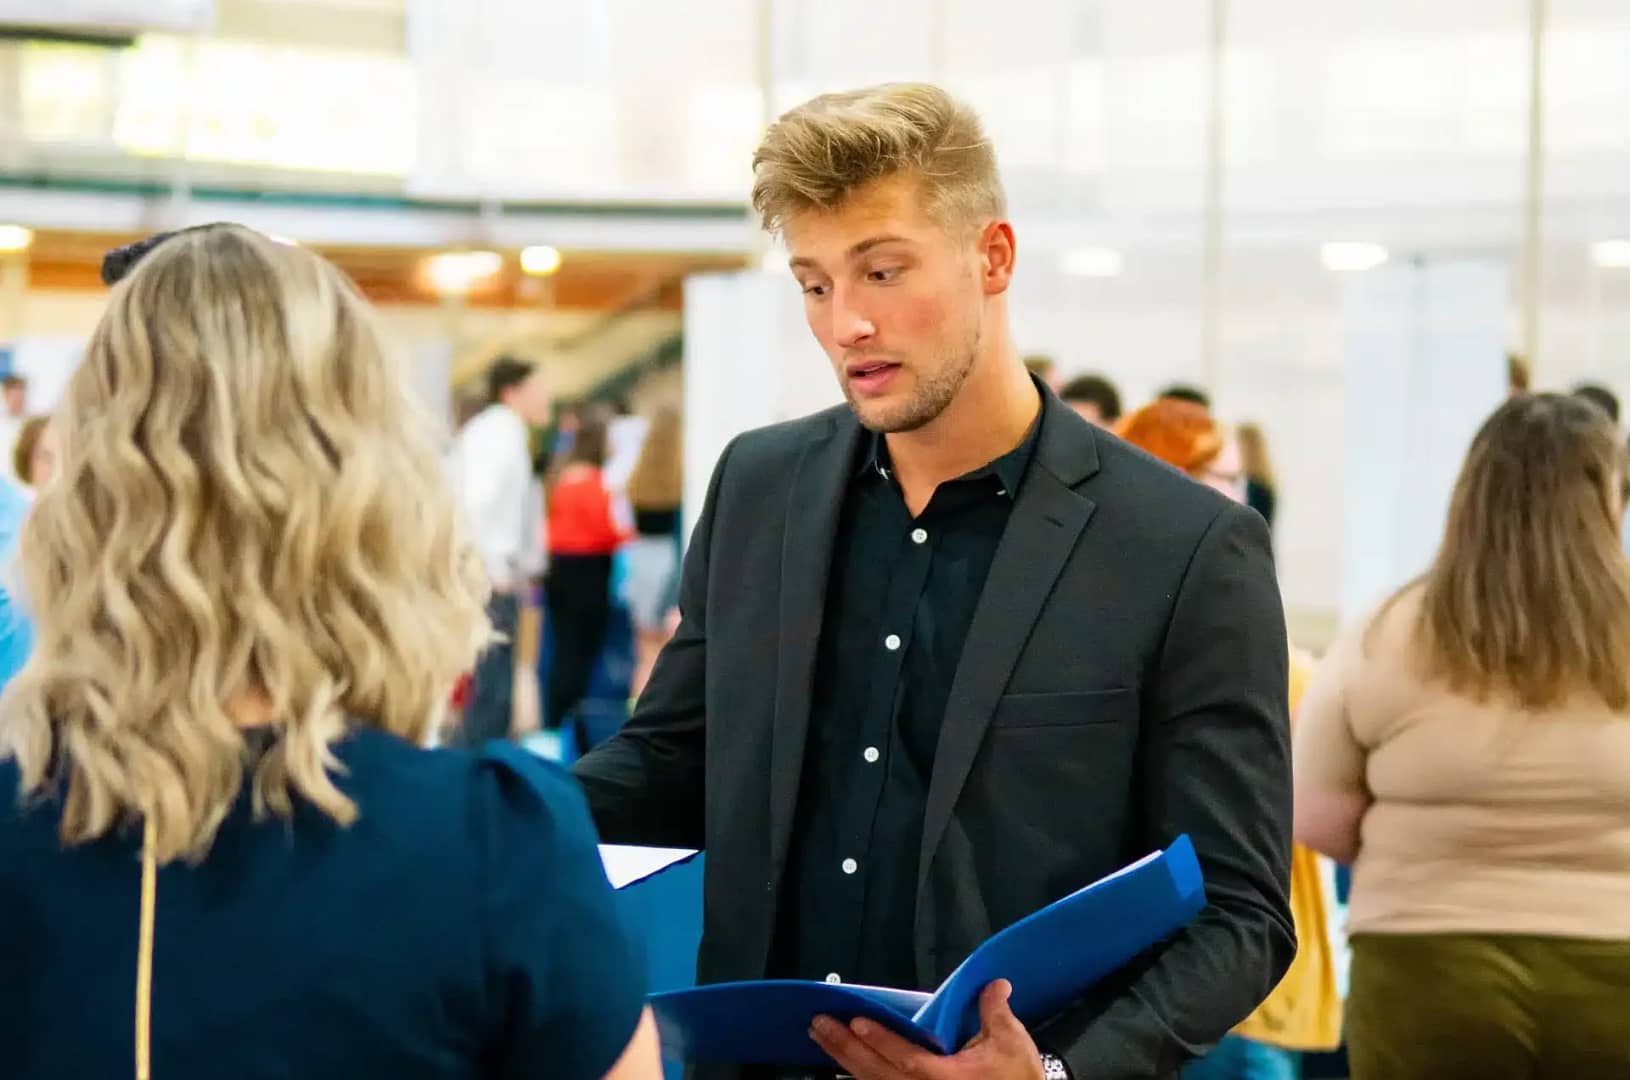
[856,407,1043,501]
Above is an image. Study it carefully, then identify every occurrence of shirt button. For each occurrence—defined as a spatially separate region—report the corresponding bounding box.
[884,634,901,651]
[911,527,928,544]
[825,972,842,984]
[841,858,858,875]
[863,746,880,763]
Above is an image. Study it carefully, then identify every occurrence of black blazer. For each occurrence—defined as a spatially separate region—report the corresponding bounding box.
[574,390,1295,1079]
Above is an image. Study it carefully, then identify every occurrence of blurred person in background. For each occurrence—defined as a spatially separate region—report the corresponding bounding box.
[1507,352,1531,397]
[1296,393,1630,1080]
[0,225,659,1080]
[545,408,630,731]
[1236,423,1277,530]
[448,356,551,749]
[0,374,27,482]
[1117,398,1342,1080]
[1573,381,1620,425]
[622,407,683,698]
[0,476,31,688]
[1022,353,1063,392]
[10,416,55,496]
[1157,383,1211,410]
[1058,373,1122,428]
[1116,398,1243,501]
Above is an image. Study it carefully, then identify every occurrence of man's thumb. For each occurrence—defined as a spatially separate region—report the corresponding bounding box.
[979,979,1022,1038]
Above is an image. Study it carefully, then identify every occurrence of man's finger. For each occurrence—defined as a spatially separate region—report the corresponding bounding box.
[850,1016,947,1075]
[809,1015,902,1080]
[977,980,1029,1043]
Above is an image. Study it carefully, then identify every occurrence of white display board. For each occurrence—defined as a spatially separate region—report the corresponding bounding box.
[681,269,840,542]
[1338,257,1507,623]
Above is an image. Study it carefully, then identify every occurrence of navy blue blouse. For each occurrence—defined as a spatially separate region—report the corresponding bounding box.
[0,731,645,1079]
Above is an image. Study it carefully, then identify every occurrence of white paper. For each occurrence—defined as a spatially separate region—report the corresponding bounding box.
[598,844,698,889]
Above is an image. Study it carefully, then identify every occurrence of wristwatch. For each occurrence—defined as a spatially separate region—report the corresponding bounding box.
[1040,1052,1070,1080]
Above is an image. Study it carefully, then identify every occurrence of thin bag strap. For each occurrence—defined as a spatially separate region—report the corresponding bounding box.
[135,816,157,1080]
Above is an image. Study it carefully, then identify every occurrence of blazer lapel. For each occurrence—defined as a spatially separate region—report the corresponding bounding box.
[916,395,1102,901]
[768,411,867,880]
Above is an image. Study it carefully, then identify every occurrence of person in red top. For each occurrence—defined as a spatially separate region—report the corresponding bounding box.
[545,411,631,730]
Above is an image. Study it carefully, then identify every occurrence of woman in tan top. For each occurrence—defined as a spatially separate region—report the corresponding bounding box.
[1296,392,1630,1079]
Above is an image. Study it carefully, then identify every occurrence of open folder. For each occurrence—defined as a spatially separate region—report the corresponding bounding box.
[648,834,1205,1067]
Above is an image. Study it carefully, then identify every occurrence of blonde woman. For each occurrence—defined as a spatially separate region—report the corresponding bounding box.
[1297,393,1630,1078]
[622,407,683,696]
[0,225,660,1080]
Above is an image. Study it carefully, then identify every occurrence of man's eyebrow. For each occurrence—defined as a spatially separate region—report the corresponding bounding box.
[788,234,912,272]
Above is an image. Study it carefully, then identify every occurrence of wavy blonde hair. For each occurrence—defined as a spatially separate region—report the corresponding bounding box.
[0,224,491,863]
[1380,392,1630,709]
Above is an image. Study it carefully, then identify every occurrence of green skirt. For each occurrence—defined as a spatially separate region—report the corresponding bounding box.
[1346,932,1630,1079]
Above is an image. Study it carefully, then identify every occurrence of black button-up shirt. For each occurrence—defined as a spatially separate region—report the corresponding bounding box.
[770,411,1042,990]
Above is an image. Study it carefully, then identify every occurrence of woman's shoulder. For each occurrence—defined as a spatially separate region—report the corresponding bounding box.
[339,731,591,831]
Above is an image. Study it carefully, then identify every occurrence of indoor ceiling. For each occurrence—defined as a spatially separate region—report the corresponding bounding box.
[18,229,748,310]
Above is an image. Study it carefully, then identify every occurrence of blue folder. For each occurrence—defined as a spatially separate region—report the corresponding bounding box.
[650,834,1206,1067]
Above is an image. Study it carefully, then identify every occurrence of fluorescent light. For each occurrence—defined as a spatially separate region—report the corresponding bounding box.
[1590,240,1630,269]
[520,245,562,276]
[0,225,34,254]
[1059,247,1124,278]
[1320,241,1388,272]
[425,250,503,294]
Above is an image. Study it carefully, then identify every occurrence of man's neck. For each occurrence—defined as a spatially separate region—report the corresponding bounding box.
[884,350,1039,513]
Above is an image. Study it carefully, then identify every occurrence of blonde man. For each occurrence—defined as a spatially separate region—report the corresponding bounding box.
[576,84,1293,1080]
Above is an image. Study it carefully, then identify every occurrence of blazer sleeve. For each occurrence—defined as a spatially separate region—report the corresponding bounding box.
[570,435,739,848]
[1037,502,1296,1078]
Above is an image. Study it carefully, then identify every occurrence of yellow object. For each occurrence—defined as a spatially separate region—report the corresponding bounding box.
[136,816,157,1079]
[1230,649,1344,1052]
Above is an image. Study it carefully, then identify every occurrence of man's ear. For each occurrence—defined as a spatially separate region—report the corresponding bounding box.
[979,221,1017,296]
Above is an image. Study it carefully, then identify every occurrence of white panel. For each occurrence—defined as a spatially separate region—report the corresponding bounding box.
[681,269,839,542]
[1338,258,1507,623]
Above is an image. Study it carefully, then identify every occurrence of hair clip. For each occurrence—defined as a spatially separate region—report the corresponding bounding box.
[100,224,223,286]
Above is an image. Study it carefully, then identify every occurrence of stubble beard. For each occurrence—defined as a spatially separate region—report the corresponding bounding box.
[847,314,983,435]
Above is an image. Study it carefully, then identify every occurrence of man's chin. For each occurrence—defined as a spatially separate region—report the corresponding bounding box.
[847,395,930,435]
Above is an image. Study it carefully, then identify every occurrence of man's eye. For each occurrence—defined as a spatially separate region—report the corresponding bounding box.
[867,268,899,283]
[802,283,828,297]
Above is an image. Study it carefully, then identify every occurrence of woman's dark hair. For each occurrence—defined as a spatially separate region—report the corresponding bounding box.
[568,411,611,468]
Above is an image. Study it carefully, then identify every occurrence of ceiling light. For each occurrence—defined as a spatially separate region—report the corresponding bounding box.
[1059,247,1124,278]
[425,250,503,294]
[520,245,563,276]
[1320,241,1388,272]
[1590,240,1630,269]
[0,225,34,254]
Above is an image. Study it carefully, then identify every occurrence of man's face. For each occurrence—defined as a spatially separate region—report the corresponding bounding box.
[1069,400,1109,428]
[785,175,988,434]
[510,371,552,426]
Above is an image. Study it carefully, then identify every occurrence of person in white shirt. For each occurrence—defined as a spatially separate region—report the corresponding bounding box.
[449,357,552,748]
[0,375,28,484]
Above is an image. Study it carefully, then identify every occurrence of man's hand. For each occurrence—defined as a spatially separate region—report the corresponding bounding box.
[810,980,1046,1080]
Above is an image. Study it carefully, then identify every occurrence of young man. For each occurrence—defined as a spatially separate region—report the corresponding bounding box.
[448,356,551,748]
[575,83,1293,1080]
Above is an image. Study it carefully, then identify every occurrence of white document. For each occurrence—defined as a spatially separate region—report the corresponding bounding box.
[598,844,698,889]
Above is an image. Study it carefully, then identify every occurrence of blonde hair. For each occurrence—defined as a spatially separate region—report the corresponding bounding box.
[1237,423,1275,489]
[0,225,491,863]
[625,408,682,511]
[1381,393,1630,709]
[751,82,1005,235]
